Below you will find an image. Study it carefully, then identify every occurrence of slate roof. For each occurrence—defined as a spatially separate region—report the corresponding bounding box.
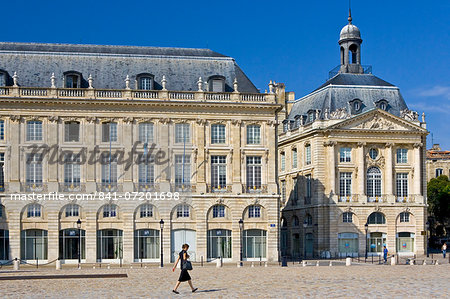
[0,42,259,92]
[288,73,408,121]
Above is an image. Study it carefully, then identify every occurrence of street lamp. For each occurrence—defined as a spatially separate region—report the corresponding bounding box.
[239,219,244,267]
[76,219,82,268]
[426,221,430,257]
[303,220,308,259]
[160,219,164,268]
[364,222,369,260]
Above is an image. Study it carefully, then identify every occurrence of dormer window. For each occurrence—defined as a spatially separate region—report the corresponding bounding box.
[349,99,363,114]
[375,99,389,111]
[136,73,154,90]
[0,72,5,87]
[64,72,82,88]
[307,110,315,123]
[208,76,225,92]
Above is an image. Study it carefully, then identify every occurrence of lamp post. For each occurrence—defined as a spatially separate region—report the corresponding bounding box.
[364,222,369,260]
[160,219,164,267]
[76,218,81,268]
[303,220,308,259]
[426,221,430,257]
[239,219,243,267]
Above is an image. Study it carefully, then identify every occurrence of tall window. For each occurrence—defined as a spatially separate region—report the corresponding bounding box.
[247,125,261,144]
[175,154,190,188]
[339,147,351,162]
[26,153,42,186]
[64,121,80,142]
[396,173,408,198]
[65,74,79,88]
[140,204,153,218]
[248,205,261,218]
[139,122,154,143]
[210,79,224,92]
[305,144,311,165]
[367,167,382,201]
[399,212,410,223]
[0,153,4,191]
[101,154,117,187]
[103,204,117,218]
[436,168,443,177]
[305,214,313,226]
[211,155,226,189]
[64,153,81,187]
[343,212,353,223]
[292,177,298,204]
[280,152,285,171]
[281,181,286,203]
[246,156,262,190]
[368,212,386,224]
[292,148,298,168]
[212,205,225,218]
[65,204,79,217]
[102,122,117,142]
[26,121,42,141]
[139,77,153,90]
[396,148,408,163]
[305,174,312,204]
[0,120,4,140]
[175,123,190,143]
[211,124,225,144]
[21,229,48,260]
[27,204,42,218]
[138,154,154,187]
[339,172,352,200]
[177,204,190,218]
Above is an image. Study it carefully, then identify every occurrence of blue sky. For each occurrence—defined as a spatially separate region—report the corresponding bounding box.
[2,0,449,149]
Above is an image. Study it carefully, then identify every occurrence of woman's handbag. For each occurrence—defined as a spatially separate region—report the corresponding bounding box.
[182,260,193,271]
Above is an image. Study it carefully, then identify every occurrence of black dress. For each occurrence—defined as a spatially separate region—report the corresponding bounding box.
[178,250,191,282]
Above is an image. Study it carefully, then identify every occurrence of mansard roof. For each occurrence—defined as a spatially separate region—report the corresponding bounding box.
[0,42,258,92]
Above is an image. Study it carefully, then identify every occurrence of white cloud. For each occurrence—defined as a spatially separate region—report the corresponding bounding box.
[416,85,450,100]
[409,102,450,115]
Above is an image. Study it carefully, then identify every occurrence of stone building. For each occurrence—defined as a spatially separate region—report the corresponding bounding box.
[426,144,450,180]
[278,14,428,259]
[0,43,282,264]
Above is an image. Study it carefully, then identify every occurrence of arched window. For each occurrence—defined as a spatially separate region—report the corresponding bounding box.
[368,212,386,224]
[248,205,261,218]
[212,205,225,218]
[292,215,300,227]
[367,167,382,201]
[399,212,410,223]
[176,204,190,218]
[349,44,358,64]
[65,204,79,217]
[103,204,117,218]
[140,204,153,218]
[27,204,42,218]
[305,214,313,226]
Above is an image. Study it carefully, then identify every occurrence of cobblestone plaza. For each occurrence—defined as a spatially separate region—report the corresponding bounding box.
[0,263,448,298]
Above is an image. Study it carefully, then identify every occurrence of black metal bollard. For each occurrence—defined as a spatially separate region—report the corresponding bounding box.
[201,256,203,267]
[281,256,288,267]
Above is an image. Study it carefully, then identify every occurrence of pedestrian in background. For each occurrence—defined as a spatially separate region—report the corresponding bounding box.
[442,242,447,258]
[172,243,198,294]
[383,245,388,263]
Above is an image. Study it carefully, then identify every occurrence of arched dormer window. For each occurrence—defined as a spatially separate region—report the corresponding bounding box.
[375,99,389,111]
[208,75,225,92]
[349,98,363,114]
[64,71,82,88]
[136,73,154,90]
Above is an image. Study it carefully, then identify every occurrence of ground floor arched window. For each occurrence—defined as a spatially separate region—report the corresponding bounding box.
[97,229,123,260]
[59,229,85,260]
[243,229,266,260]
[396,232,414,253]
[134,229,160,261]
[21,229,48,260]
[0,229,9,260]
[338,233,359,257]
[207,229,232,259]
[368,232,386,253]
[171,229,196,262]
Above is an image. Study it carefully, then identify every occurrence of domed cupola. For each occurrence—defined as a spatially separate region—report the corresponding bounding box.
[339,10,364,74]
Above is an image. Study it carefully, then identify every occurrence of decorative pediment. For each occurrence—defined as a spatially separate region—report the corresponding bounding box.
[329,109,425,132]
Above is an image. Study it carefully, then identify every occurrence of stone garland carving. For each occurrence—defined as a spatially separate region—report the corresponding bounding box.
[400,109,419,121]
[366,154,385,169]
[329,108,350,119]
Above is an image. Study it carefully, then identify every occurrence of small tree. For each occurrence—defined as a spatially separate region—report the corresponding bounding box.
[427,175,450,236]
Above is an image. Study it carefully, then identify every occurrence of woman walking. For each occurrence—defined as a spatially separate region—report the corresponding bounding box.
[172,244,198,294]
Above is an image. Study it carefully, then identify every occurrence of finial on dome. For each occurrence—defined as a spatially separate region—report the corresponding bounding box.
[348,9,352,24]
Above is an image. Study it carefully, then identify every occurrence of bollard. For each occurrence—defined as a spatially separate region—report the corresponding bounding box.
[56,260,62,270]
[93,266,96,269]
[216,258,222,268]
[390,256,396,266]
[435,260,439,265]
[144,265,147,269]
[130,266,133,269]
[107,265,111,269]
[251,262,254,268]
[237,262,241,268]
[329,261,332,266]
[302,260,307,267]
[316,261,319,267]
[265,262,268,267]
[13,259,20,270]
[345,257,351,266]
[423,260,426,265]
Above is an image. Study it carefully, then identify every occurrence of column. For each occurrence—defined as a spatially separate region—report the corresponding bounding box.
[122,211,134,263]
[194,119,206,193]
[385,143,393,201]
[231,120,241,193]
[413,143,422,196]
[85,211,97,263]
[357,142,365,200]
[47,211,59,261]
